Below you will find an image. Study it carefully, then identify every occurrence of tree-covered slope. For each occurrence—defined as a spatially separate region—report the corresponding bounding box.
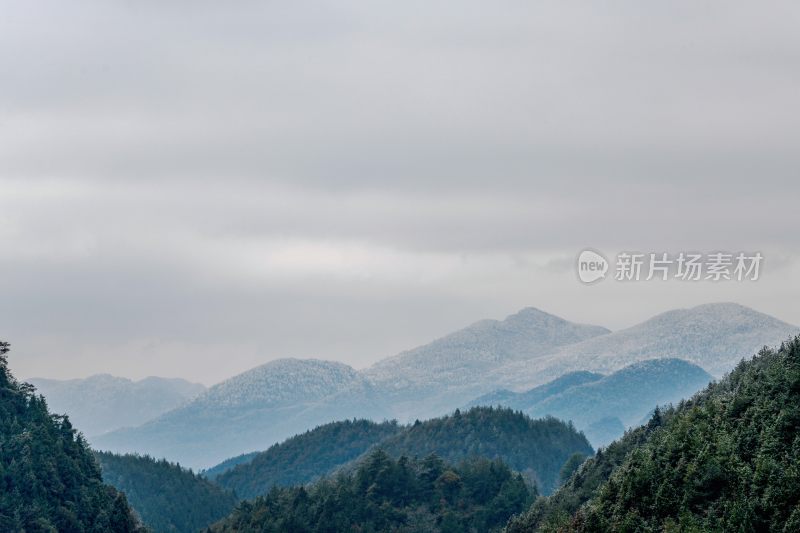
[211,450,533,533]
[357,407,594,495]
[214,419,401,500]
[96,451,238,533]
[202,452,259,481]
[507,337,800,532]
[0,341,143,532]
[505,423,656,532]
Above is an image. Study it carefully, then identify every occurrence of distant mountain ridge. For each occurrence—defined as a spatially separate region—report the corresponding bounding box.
[470,359,713,448]
[491,302,798,390]
[93,303,798,469]
[28,374,205,438]
[363,307,611,418]
[93,359,392,468]
[465,371,604,412]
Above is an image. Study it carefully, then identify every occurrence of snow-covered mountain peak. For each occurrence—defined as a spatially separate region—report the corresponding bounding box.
[360,307,610,417]
[198,358,361,409]
[643,302,777,327]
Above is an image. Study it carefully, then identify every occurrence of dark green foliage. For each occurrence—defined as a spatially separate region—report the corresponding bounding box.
[0,340,144,532]
[202,452,259,481]
[506,423,656,532]
[507,338,800,532]
[213,407,590,508]
[214,419,401,499]
[96,451,238,533]
[558,453,587,485]
[371,407,594,495]
[210,449,534,533]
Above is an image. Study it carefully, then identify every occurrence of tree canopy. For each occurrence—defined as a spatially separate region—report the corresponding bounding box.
[211,449,534,533]
[0,340,143,532]
[507,337,800,532]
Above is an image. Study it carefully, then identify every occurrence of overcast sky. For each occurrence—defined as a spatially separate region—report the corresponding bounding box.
[2,1,800,385]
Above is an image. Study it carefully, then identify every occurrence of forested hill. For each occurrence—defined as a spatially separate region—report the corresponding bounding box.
[0,341,143,532]
[202,452,259,481]
[96,451,238,533]
[506,337,800,532]
[212,408,592,501]
[215,419,401,500]
[353,407,593,496]
[210,450,533,533]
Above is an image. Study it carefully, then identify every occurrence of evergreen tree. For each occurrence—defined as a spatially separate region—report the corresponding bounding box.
[96,451,238,533]
[0,340,144,531]
[507,337,800,532]
[211,450,534,532]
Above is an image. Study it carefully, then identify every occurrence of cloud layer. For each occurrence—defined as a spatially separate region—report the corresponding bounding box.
[2,1,799,383]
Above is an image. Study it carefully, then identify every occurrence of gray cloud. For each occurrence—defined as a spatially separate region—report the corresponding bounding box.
[1,1,800,383]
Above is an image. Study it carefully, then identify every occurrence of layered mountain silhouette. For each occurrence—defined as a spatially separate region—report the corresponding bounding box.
[92,303,798,469]
[93,359,391,467]
[506,337,800,532]
[363,307,610,418]
[492,302,796,390]
[469,359,713,448]
[29,374,205,438]
[465,371,604,412]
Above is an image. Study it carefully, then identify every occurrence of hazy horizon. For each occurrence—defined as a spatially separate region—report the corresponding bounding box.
[16,301,799,386]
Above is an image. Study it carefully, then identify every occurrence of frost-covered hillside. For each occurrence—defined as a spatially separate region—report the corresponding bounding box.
[92,359,390,468]
[198,358,361,409]
[29,374,205,437]
[491,302,798,390]
[91,303,797,469]
[363,307,610,417]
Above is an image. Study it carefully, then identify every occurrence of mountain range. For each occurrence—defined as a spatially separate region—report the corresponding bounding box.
[363,308,611,418]
[88,302,797,468]
[206,335,800,532]
[28,374,205,438]
[489,303,798,392]
[468,359,713,447]
[506,337,800,532]
[93,359,391,468]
